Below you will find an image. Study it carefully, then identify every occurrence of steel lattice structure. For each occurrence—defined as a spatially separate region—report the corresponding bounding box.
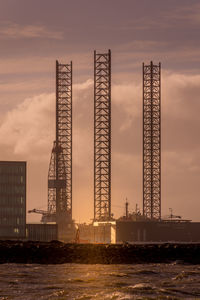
[48,60,72,221]
[143,61,161,219]
[94,50,111,221]
[48,141,66,215]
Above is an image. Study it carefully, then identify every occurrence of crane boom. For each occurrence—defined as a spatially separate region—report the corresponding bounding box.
[28,209,56,223]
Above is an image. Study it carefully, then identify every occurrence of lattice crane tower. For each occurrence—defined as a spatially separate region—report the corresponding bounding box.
[143,61,161,219]
[94,50,111,221]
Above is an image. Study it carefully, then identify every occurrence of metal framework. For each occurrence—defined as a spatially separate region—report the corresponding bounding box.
[48,141,66,216]
[143,61,161,219]
[48,60,72,221]
[94,49,111,221]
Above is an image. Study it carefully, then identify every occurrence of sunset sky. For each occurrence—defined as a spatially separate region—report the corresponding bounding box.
[0,0,200,222]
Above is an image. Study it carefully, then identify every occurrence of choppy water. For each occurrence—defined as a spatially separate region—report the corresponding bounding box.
[0,263,200,299]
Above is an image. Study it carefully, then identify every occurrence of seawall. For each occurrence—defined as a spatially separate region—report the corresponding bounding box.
[0,241,199,264]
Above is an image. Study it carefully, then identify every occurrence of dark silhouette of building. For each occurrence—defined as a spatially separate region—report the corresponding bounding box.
[0,161,26,239]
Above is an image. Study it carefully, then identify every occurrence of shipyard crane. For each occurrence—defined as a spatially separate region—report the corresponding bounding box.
[28,209,56,223]
[28,60,73,240]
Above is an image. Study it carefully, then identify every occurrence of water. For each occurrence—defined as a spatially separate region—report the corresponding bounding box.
[0,263,200,299]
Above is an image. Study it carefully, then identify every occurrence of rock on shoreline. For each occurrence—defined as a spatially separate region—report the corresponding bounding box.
[0,241,199,264]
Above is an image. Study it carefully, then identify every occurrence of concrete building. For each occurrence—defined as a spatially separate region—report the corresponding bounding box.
[0,161,26,239]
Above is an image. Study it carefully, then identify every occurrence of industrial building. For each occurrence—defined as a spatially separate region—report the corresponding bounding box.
[0,161,26,239]
[26,223,57,242]
[115,219,200,243]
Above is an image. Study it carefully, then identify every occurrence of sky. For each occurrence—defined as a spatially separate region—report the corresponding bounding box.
[0,0,200,223]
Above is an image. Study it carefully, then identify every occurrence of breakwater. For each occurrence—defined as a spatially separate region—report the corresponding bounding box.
[0,241,199,264]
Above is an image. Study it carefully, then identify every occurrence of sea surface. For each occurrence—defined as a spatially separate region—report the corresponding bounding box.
[0,263,200,299]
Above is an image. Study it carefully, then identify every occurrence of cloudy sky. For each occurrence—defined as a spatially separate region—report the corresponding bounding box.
[0,0,200,222]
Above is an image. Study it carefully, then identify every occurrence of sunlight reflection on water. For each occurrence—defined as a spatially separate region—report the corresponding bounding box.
[0,263,200,299]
